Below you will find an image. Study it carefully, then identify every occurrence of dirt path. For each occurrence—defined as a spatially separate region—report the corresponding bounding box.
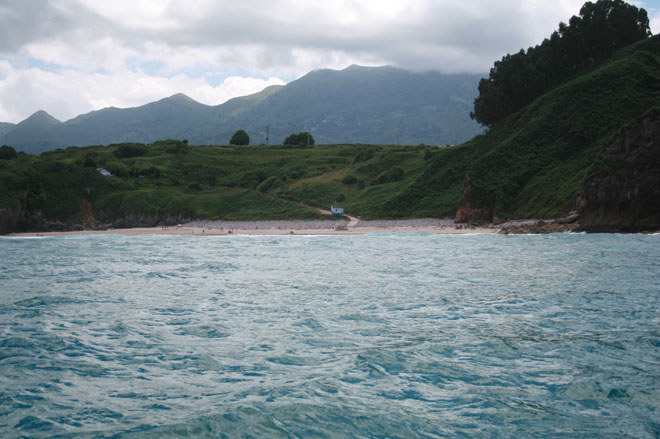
[316,208,360,228]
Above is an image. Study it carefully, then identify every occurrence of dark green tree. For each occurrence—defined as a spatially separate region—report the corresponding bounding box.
[113,144,147,158]
[472,0,651,127]
[82,155,97,167]
[283,132,315,146]
[230,130,250,145]
[0,145,17,160]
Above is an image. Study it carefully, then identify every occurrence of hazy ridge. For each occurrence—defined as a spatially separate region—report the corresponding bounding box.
[1,65,483,154]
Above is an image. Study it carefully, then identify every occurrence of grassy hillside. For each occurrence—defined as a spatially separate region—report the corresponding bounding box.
[1,35,658,231]
[0,140,434,228]
[380,34,660,220]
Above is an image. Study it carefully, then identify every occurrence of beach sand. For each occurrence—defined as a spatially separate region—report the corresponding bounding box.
[7,219,498,237]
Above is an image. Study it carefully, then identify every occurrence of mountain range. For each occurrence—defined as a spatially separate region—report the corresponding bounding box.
[1,66,484,154]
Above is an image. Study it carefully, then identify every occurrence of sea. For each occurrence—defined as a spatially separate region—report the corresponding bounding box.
[0,232,659,438]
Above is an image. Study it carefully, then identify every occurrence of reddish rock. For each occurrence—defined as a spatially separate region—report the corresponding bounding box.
[455,173,493,223]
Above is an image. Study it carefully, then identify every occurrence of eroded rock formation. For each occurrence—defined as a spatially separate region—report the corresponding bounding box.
[577,108,660,232]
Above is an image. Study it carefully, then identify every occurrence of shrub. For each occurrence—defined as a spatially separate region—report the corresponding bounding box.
[114,144,147,158]
[257,176,281,192]
[284,132,315,146]
[138,166,161,178]
[390,167,404,182]
[230,130,250,145]
[372,171,390,185]
[342,175,357,185]
[164,140,188,154]
[240,171,265,189]
[105,161,129,177]
[82,155,97,167]
[353,149,374,163]
[372,167,404,185]
[0,145,17,160]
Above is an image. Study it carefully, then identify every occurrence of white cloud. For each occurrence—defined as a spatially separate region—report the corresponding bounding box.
[0,0,654,123]
[646,8,660,35]
[3,0,590,74]
[22,38,139,71]
[0,61,284,123]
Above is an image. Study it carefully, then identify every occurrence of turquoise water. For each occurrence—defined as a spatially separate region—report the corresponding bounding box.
[0,233,659,438]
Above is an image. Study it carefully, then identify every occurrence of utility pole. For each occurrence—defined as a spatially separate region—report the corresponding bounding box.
[266,126,269,146]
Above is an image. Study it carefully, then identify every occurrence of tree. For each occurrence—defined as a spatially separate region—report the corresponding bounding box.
[471,0,651,127]
[283,131,315,146]
[113,144,147,158]
[230,129,250,145]
[0,145,17,160]
[82,155,97,167]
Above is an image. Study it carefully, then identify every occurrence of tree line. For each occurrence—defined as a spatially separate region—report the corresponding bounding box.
[230,130,315,146]
[471,0,651,127]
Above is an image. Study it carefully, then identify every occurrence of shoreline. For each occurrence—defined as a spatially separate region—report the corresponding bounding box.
[5,225,498,238]
[5,218,499,237]
[6,222,657,238]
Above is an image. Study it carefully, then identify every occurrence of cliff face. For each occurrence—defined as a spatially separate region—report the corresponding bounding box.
[0,201,26,235]
[0,192,189,235]
[577,109,660,232]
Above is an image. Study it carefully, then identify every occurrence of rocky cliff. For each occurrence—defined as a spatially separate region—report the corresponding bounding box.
[0,200,26,235]
[0,192,190,235]
[577,108,660,232]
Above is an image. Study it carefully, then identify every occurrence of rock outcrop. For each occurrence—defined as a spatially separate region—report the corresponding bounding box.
[0,190,190,234]
[0,201,25,235]
[577,108,660,232]
[76,190,98,228]
[455,173,493,224]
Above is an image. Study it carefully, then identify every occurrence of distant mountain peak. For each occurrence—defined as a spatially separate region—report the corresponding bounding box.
[167,93,197,102]
[343,64,387,71]
[20,110,61,127]
[343,64,365,71]
[31,109,56,118]
[150,93,207,109]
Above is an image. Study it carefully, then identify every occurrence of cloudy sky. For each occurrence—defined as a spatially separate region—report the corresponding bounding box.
[0,0,658,123]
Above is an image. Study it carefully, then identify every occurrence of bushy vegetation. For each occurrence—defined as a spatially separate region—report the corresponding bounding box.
[284,132,315,146]
[113,143,148,158]
[472,0,651,126]
[0,139,432,224]
[0,145,18,160]
[230,129,250,145]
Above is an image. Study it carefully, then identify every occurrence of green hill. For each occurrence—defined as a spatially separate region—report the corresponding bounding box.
[1,34,658,234]
[385,34,660,222]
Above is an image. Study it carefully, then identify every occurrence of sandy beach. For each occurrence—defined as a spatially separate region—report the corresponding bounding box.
[7,218,498,237]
